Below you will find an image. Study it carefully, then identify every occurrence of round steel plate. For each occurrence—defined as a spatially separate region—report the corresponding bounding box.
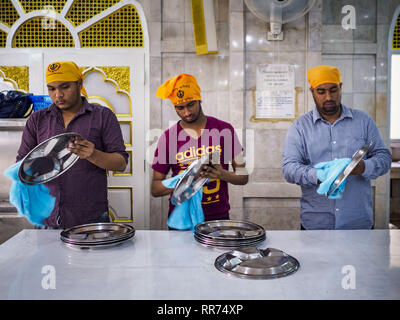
[215,247,300,279]
[171,152,218,206]
[18,132,81,185]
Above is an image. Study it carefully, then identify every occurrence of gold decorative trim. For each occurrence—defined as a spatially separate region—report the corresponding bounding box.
[0,66,29,92]
[99,66,130,92]
[250,87,302,123]
[107,186,133,222]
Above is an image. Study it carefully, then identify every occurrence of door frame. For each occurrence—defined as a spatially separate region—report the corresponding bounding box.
[0,0,151,229]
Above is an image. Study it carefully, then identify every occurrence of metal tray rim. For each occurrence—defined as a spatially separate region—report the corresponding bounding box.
[327,142,372,196]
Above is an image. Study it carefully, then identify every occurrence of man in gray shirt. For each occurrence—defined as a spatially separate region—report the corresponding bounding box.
[282,65,391,230]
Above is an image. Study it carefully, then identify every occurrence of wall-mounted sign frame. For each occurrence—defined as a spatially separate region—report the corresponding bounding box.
[250,64,301,122]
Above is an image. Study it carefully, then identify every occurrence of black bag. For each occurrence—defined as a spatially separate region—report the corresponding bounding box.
[0,90,33,118]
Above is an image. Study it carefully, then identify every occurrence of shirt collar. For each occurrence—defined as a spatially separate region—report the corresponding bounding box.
[312,104,353,124]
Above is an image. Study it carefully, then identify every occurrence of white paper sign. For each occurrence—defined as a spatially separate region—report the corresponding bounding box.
[256,64,295,119]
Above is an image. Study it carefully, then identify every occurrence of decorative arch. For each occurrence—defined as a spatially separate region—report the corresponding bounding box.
[0,0,144,49]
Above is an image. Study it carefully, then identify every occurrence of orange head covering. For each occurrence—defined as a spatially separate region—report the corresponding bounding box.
[156,74,201,106]
[307,65,341,89]
[45,61,88,98]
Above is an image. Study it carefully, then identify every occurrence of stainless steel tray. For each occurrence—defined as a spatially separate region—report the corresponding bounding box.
[171,152,218,206]
[18,132,81,185]
[195,220,265,241]
[327,141,372,196]
[214,247,300,279]
[60,222,135,246]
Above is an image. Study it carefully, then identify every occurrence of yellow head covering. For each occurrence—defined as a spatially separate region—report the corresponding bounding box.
[45,61,88,98]
[307,65,341,89]
[156,74,201,106]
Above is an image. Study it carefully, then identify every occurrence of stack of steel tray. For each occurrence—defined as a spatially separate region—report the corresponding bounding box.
[60,222,135,250]
[194,220,266,249]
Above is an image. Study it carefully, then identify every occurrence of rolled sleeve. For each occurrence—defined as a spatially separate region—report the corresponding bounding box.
[282,123,318,187]
[360,119,392,180]
[102,109,129,164]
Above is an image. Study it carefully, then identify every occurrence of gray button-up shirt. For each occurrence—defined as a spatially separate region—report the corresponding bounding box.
[16,98,128,228]
[282,105,392,230]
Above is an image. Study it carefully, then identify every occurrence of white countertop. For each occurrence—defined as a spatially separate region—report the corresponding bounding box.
[0,229,399,300]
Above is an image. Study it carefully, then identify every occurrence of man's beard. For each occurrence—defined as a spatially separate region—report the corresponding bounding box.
[321,104,339,115]
[318,101,340,116]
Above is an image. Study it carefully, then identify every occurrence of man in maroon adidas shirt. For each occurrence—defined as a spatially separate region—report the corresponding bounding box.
[151,74,248,223]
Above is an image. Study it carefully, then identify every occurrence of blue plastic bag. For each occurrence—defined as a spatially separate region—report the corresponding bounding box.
[3,161,55,226]
[314,158,351,199]
[29,95,53,112]
[162,170,205,231]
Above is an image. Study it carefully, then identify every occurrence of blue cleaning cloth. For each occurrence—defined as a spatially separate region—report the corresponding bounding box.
[162,170,205,231]
[314,158,352,199]
[3,161,55,227]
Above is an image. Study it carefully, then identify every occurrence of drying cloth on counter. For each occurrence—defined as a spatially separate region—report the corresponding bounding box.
[3,161,55,226]
[162,170,205,231]
[314,158,352,199]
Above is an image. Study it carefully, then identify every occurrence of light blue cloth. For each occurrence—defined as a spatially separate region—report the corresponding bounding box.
[162,170,205,231]
[314,158,351,199]
[282,105,392,229]
[3,161,55,227]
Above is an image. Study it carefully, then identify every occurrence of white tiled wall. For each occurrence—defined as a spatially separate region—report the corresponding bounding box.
[144,0,394,230]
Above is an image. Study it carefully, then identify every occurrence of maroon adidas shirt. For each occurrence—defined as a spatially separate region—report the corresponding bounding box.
[152,116,243,220]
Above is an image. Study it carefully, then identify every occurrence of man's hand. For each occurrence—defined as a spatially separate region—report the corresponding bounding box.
[151,170,174,197]
[350,160,365,175]
[67,138,126,172]
[200,163,227,180]
[199,156,248,186]
[67,138,95,159]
